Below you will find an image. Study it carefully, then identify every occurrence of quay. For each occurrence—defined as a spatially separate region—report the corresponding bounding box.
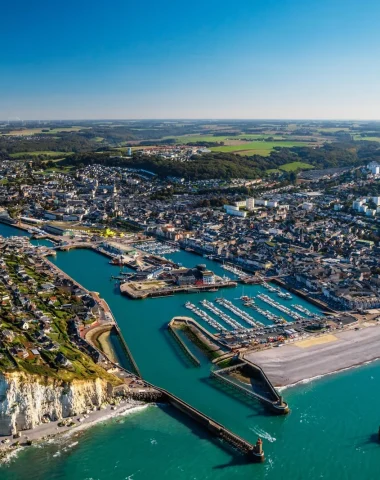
[271,277,336,313]
[120,280,237,299]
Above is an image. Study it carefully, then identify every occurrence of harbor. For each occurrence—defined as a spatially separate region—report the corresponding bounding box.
[1,223,380,479]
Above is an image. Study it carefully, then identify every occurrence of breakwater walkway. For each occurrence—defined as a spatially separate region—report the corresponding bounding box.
[212,358,289,415]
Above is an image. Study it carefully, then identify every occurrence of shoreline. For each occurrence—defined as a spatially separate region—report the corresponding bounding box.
[277,356,380,392]
[0,399,149,463]
[245,324,380,388]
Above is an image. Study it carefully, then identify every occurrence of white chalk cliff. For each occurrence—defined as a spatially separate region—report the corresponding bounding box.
[0,372,112,435]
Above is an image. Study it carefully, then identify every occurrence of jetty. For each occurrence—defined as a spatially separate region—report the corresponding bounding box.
[156,387,264,462]
[211,358,289,415]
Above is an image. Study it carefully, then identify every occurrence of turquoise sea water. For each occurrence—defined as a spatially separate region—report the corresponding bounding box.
[1,224,380,479]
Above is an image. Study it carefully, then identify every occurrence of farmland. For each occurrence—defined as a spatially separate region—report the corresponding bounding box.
[163,134,312,156]
[3,126,89,136]
[353,135,380,142]
[9,151,70,158]
[210,141,309,156]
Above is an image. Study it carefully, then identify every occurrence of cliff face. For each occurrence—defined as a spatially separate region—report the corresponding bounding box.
[0,372,112,436]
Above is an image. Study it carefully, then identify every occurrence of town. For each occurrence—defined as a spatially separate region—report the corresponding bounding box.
[1,156,380,313]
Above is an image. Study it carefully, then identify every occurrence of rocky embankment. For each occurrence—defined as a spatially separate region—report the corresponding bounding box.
[0,372,114,436]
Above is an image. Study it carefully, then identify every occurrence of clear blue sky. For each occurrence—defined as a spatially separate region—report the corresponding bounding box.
[1,0,379,120]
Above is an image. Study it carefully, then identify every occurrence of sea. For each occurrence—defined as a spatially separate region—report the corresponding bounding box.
[1,223,379,480]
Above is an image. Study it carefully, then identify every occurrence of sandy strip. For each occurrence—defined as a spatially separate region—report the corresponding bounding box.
[245,325,380,387]
[294,334,337,348]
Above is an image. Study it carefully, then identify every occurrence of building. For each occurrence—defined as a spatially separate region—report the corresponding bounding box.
[224,205,247,218]
[201,270,215,285]
[352,200,364,210]
[246,198,255,211]
[44,224,71,236]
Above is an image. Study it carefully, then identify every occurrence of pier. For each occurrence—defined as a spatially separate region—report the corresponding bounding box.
[157,388,265,462]
[211,358,289,415]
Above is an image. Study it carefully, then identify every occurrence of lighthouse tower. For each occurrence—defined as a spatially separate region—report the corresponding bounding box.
[252,437,265,462]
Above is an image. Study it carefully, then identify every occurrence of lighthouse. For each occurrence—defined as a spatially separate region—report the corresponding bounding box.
[252,437,265,462]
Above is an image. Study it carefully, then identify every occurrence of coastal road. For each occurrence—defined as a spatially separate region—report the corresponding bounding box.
[245,325,380,387]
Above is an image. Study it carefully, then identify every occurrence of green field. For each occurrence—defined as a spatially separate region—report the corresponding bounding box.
[210,141,309,156]
[158,134,311,155]
[3,126,88,136]
[167,134,289,143]
[353,135,380,142]
[278,161,314,172]
[9,151,70,158]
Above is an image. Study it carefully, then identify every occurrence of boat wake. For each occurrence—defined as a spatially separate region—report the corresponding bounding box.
[249,426,276,442]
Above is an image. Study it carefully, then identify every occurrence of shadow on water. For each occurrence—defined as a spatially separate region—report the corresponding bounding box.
[200,377,273,418]
[200,376,270,417]
[156,404,253,466]
[356,432,380,449]
[162,328,199,369]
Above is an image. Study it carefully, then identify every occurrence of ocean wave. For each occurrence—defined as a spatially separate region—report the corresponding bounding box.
[60,403,150,439]
[0,446,25,465]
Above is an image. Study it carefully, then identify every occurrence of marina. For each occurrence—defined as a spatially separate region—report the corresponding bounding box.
[132,240,180,255]
[1,223,380,480]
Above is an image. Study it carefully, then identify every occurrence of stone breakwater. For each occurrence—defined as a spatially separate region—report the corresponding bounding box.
[0,372,113,436]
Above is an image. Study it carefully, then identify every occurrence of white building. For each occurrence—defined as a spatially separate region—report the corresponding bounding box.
[246,198,255,210]
[224,205,247,218]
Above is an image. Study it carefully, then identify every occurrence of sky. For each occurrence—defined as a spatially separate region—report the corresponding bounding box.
[1,0,380,120]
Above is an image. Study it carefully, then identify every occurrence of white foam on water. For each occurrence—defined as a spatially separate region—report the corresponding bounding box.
[279,357,380,391]
[0,446,25,465]
[249,426,276,443]
[60,403,150,440]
